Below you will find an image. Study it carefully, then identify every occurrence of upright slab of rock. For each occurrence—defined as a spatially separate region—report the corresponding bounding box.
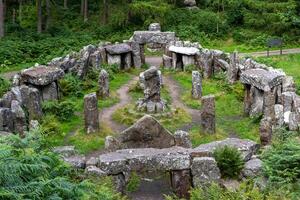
[227,51,239,84]
[136,67,166,113]
[11,100,26,137]
[84,93,99,134]
[200,95,216,134]
[259,118,272,146]
[97,69,109,98]
[191,71,202,99]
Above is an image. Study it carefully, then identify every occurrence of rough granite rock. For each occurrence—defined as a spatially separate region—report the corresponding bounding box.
[170,170,191,199]
[263,91,275,121]
[148,23,161,31]
[97,69,109,98]
[64,155,86,169]
[199,49,213,78]
[282,92,295,113]
[20,86,43,120]
[97,147,191,175]
[21,65,64,86]
[163,55,172,68]
[42,82,59,101]
[241,158,262,178]
[200,95,216,134]
[53,146,76,157]
[11,100,26,136]
[174,130,192,148]
[105,43,132,55]
[105,136,120,151]
[289,112,300,131]
[118,115,175,149]
[274,104,284,127]
[259,118,272,146]
[169,46,199,56]
[191,71,202,99]
[0,108,14,132]
[132,31,176,44]
[192,138,259,161]
[191,157,221,187]
[29,120,39,130]
[282,76,296,92]
[85,166,107,176]
[227,52,239,84]
[84,93,99,134]
[184,0,196,6]
[240,68,284,92]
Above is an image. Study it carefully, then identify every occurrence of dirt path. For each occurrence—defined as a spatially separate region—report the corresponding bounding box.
[99,76,139,134]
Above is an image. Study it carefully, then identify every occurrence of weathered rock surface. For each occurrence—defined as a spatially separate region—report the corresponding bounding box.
[84,93,99,134]
[200,95,216,134]
[184,0,196,7]
[259,118,272,146]
[174,130,192,148]
[97,69,109,98]
[132,31,176,44]
[169,46,199,56]
[191,71,202,99]
[53,146,76,157]
[170,170,191,199]
[241,158,262,178]
[105,43,132,55]
[227,52,239,84]
[163,55,172,68]
[240,68,284,92]
[64,155,86,169]
[289,112,300,131]
[282,76,296,92]
[274,104,284,127]
[42,82,59,101]
[148,23,161,32]
[11,100,26,136]
[0,108,14,132]
[21,65,64,86]
[191,157,221,187]
[118,115,175,149]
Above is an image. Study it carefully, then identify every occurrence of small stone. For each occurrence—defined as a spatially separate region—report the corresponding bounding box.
[174,130,192,148]
[53,146,76,157]
[98,69,109,98]
[241,158,262,178]
[200,95,216,134]
[148,23,161,31]
[84,93,99,134]
[85,166,107,176]
[289,112,300,131]
[105,136,120,151]
[191,71,202,99]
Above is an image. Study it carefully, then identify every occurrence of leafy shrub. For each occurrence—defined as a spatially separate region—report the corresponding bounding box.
[40,115,63,136]
[126,172,141,192]
[262,138,300,185]
[213,146,244,178]
[0,77,11,96]
[42,100,75,122]
[59,74,83,97]
[0,130,124,200]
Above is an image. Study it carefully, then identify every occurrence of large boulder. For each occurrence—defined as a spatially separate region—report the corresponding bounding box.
[118,115,175,149]
[241,158,262,178]
[105,43,132,55]
[21,65,64,86]
[169,46,199,56]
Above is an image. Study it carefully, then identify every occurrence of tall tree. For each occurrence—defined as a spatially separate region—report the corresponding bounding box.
[37,0,42,33]
[103,0,108,24]
[0,0,4,38]
[81,0,84,15]
[84,0,88,22]
[45,0,51,30]
[64,0,67,9]
[18,0,22,23]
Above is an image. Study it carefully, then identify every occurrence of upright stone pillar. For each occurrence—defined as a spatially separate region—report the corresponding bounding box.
[200,95,216,134]
[84,93,99,134]
[259,118,272,146]
[263,91,275,122]
[191,71,202,99]
[170,170,191,199]
[97,69,109,98]
[227,51,239,84]
[11,100,27,137]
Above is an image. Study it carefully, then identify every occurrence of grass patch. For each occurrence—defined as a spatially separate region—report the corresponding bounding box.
[172,72,259,142]
[112,105,192,133]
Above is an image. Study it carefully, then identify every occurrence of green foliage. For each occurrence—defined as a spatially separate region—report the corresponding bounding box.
[0,131,123,200]
[59,74,83,97]
[262,137,300,185]
[0,77,11,97]
[213,146,245,178]
[126,172,141,193]
[40,115,63,137]
[42,100,75,122]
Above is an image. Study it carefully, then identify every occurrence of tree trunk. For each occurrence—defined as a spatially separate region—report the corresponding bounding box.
[81,0,84,15]
[0,0,4,38]
[19,0,22,23]
[37,0,42,33]
[45,0,51,30]
[103,0,108,24]
[12,8,16,24]
[64,0,68,9]
[84,0,88,22]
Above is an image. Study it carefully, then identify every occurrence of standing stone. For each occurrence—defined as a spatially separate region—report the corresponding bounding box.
[201,49,213,79]
[43,82,59,101]
[191,71,202,99]
[148,23,161,31]
[163,55,172,69]
[136,67,166,113]
[289,112,300,131]
[131,42,142,68]
[98,69,109,98]
[274,104,284,128]
[170,170,191,199]
[84,93,99,134]
[227,51,239,84]
[282,76,296,93]
[174,130,192,148]
[263,91,275,122]
[124,53,132,69]
[20,86,43,121]
[282,92,295,113]
[113,173,126,194]
[249,87,264,117]
[11,100,26,137]
[200,95,216,134]
[0,108,14,132]
[191,157,221,187]
[259,118,272,146]
[107,54,121,67]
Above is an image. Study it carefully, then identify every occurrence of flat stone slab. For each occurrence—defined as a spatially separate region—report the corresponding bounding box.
[191,138,259,161]
[240,68,284,91]
[132,31,176,44]
[98,147,191,175]
[21,65,64,86]
[169,45,199,55]
[105,43,132,55]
